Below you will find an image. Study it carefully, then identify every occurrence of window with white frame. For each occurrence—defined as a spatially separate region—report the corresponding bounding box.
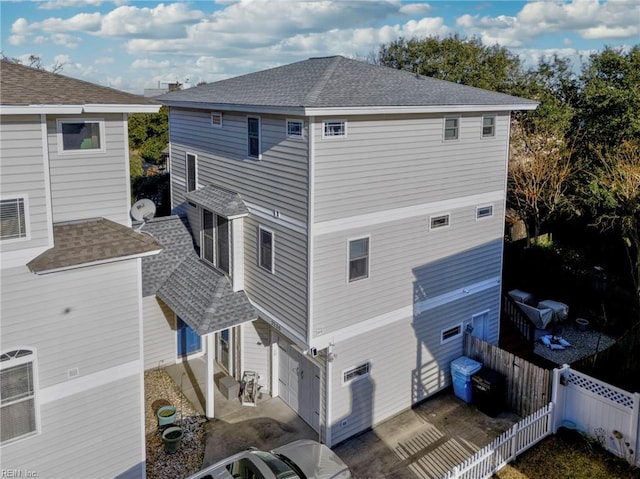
[202,209,230,274]
[342,362,370,384]
[430,214,450,230]
[323,120,346,138]
[211,112,223,128]
[348,237,369,282]
[286,119,303,138]
[476,205,494,219]
[441,324,462,344]
[57,119,104,152]
[258,227,274,273]
[0,197,28,241]
[186,153,197,192]
[248,117,261,159]
[444,117,459,140]
[482,116,496,137]
[1,349,38,444]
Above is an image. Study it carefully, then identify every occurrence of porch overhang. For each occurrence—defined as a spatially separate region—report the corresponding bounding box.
[156,254,257,335]
[185,185,249,219]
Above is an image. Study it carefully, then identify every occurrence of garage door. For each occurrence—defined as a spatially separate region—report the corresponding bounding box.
[277,337,320,432]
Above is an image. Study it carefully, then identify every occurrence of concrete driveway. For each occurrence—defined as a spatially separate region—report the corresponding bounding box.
[202,390,519,478]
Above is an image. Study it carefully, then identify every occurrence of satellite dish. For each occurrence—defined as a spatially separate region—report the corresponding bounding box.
[130,198,156,222]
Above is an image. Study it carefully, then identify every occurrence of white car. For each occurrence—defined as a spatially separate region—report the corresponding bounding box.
[185,439,351,479]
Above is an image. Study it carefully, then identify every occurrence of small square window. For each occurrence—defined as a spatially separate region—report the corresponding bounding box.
[441,324,462,344]
[444,117,459,140]
[482,116,495,137]
[343,362,370,384]
[348,237,369,282]
[477,205,494,219]
[259,228,274,273]
[286,119,303,138]
[211,112,223,127]
[430,214,450,230]
[323,120,346,138]
[57,119,104,152]
[0,197,28,241]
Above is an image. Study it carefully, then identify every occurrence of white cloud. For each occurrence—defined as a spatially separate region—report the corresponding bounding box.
[38,0,105,10]
[399,3,432,15]
[131,58,171,69]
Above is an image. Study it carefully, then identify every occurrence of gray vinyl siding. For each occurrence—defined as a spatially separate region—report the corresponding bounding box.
[168,108,309,339]
[241,319,271,393]
[312,201,504,336]
[46,113,131,224]
[143,296,177,370]
[1,374,143,479]
[312,112,510,222]
[329,289,499,444]
[0,261,142,388]
[0,115,50,251]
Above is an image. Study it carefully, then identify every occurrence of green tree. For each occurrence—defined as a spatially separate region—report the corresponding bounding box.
[128,106,169,162]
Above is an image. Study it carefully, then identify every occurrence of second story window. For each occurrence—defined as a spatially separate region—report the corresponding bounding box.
[211,112,223,128]
[348,237,369,282]
[258,227,274,273]
[0,197,28,241]
[248,117,261,159]
[323,120,346,138]
[1,349,38,445]
[202,209,230,274]
[482,116,496,137]
[186,153,197,192]
[444,117,459,140]
[286,119,303,138]
[57,119,104,153]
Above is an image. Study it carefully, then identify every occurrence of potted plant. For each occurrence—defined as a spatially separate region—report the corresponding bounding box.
[157,405,177,427]
[161,426,183,454]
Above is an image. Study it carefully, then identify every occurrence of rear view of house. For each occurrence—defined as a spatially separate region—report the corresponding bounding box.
[149,56,537,446]
[0,60,160,477]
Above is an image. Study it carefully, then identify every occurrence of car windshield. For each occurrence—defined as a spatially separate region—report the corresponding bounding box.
[250,451,302,479]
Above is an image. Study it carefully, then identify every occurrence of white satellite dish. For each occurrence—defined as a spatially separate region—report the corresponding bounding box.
[130,198,157,222]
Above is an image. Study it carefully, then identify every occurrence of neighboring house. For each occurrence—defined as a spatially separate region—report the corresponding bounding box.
[152,56,537,446]
[0,60,160,478]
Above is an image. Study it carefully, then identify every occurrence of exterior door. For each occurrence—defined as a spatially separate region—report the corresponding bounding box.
[277,337,320,431]
[177,317,201,357]
[216,329,233,374]
[471,311,490,341]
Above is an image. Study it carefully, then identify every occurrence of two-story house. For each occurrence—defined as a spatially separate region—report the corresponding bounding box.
[0,60,160,477]
[149,56,536,446]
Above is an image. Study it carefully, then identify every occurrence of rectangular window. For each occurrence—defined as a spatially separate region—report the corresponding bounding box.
[441,324,462,344]
[430,214,450,230]
[186,153,197,192]
[476,205,494,219]
[286,119,303,138]
[348,237,369,282]
[202,209,230,274]
[482,116,496,137]
[216,215,230,274]
[1,350,37,444]
[444,117,459,140]
[259,227,274,273]
[211,112,223,128]
[248,117,261,159]
[343,362,370,384]
[0,197,28,241]
[57,119,104,152]
[323,120,346,138]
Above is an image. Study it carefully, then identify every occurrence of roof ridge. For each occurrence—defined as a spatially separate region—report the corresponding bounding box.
[302,56,343,106]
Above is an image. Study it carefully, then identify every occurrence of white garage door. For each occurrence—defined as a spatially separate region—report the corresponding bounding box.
[277,337,320,432]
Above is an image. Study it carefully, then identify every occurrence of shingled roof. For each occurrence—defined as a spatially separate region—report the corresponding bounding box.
[159,55,537,113]
[0,59,158,112]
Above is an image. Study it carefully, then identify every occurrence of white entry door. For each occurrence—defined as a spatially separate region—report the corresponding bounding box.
[471,311,490,341]
[277,337,320,431]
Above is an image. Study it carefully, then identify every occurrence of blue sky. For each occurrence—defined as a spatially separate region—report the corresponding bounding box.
[1,0,638,94]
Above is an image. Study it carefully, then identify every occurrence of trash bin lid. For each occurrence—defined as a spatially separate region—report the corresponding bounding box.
[451,356,482,376]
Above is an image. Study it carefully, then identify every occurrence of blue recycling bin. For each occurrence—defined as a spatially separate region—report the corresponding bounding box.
[451,356,482,403]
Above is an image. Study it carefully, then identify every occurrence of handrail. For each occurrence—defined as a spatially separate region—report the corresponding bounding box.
[502,293,535,345]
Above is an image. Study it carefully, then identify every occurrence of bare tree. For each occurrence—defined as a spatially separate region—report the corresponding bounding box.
[1,52,64,73]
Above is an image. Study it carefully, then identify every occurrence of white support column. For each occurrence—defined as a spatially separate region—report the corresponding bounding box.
[551,363,570,433]
[631,392,640,467]
[206,333,215,419]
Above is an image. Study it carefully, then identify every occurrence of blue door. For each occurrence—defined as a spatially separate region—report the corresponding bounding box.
[177,317,201,357]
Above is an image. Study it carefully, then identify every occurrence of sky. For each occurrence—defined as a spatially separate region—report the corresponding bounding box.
[1,0,639,94]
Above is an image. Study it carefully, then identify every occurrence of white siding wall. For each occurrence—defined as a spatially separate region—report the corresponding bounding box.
[143,296,177,370]
[0,114,51,253]
[46,113,131,224]
[241,319,271,393]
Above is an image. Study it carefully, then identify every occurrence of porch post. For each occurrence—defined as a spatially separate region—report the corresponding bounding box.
[206,333,215,418]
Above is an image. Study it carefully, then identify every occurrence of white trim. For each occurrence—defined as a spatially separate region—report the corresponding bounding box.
[429,213,450,231]
[40,115,54,248]
[476,204,494,220]
[0,104,159,114]
[322,119,347,138]
[443,115,460,141]
[347,235,370,283]
[123,113,133,227]
[56,118,106,155]
[185,152,198,192]
[286,118,304,138]
[135,258,146,466]
[440,323,463,344]
[481,114,497,138]
[313,191,503,235]
[245,202,307,234]
[39,360,140,404]
[83,104,160,113]
[258,226,275,274]
[311,276,501,349]
[231,219,244,292]
[211,111,223,128]
[307,116,316,346]
[247,115,262,160]
[0,194,31,242]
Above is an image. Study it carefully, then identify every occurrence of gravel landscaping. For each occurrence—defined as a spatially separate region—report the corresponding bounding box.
[145,369,207,479]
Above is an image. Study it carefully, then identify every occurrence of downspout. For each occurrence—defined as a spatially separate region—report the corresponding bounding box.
[325,343,334,447]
